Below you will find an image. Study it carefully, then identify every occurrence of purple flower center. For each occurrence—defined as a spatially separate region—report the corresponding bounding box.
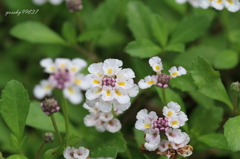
[102,77,116,87]
[156,74,171,88]
[51,70,71,89]
[153,117,169,132]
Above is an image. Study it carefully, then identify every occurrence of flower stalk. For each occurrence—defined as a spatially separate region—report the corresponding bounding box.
[50,114,62,143]
[62,95,70,147]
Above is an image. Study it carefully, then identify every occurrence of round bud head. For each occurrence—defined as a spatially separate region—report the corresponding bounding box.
[40,98,60,116]
[66,0,83,13]
[231,81,240,92]
[43,132,54,143]
[156,73,171,88]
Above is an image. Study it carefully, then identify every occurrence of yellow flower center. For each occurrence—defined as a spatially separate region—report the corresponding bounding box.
[147,80,155,85]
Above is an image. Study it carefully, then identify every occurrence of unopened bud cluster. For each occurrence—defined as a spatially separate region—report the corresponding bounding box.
[40,98,60,115]
[43,132,54,143]
[231,81,240,92]
[135,101,193,158]
[138,56,186,89]
[66,0,83,12]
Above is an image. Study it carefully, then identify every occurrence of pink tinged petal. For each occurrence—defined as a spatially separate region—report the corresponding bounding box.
[158,139,169,152]
[84,114,99,126]
[145,129,160,144]
[106,118,122,133]
[95,120,107,132]
[144,142,159,151]
[73,147,90,158]
[63,146,75,159]
[100,112,114,122]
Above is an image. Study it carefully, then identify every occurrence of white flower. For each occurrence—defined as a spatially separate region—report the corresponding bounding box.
[224,0,240,12]
[63,146,75,159]
[106,118,122,133]
[162,102,181,118]
[85,59,139,112]
[33,80,55,99]
[211,0,225,10]
[73,147,90,159]
[33,0,63,5]
[188,0,200,7]
[199,0,212,9]
[135,109,158,131]
[169,66,187,78]
[149,56,163,73]
[144,129,160,151]
[175,0,188,4]
[63,146,89,159]
[34,58,89,105]
[158,139,170,152]
[165,128,187,144]
[138,75,157,89]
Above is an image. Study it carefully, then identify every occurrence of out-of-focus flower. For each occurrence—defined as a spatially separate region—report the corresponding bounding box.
[175,0,240,12]
[63,146,90,159]
[66,0,83,12]
[34,58,89,104]
[83,103,121,133]
[43,132,54,143]
[138,56,187,89]
[85,59,139,112]
[33,0,63,5]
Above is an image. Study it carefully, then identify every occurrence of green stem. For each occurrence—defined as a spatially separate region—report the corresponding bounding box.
[161,88,167,106]
[125,145,133,159]
[62,95,70,147]
[50,114,62,143]
[35,141,45,159]
[75,12,84,32]
[233,93,238,116]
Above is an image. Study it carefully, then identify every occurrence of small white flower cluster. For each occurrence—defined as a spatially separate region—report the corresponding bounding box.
[176,0,240,12]
[33,0,63,5]
[34,58,90,104]
[63,146,90,159]
[83,103,122,133]
[84,58,139,132]
[138,56,186,89]
[85,59,139,112]
[135,102,193,158]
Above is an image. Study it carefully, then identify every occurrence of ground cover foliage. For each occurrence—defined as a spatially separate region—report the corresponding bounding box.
[1,0,240,159]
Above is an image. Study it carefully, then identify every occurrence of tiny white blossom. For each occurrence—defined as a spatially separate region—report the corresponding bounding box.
[63,146,89,159]
[135,109,158,131]
[144,129,160,151]
[169,66,187,78]
[149,56,163,73]
[138,75,157,89]
[224,0,240,12]
[211,0,225,10]
[33,0,63,6]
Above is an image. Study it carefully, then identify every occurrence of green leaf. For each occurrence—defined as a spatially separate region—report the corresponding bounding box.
[151,14,168,47]
[213,50,239,69]
[198,133,229,150]
[10,21,65,44]
[228,29,240,44]
[189,105,223,136]
[0,80,30,142]
[124,39,161,58]
[165,43,185,53]
[170,14,212,44]
[6,154,27,159]
[127,1,153,40]
[91,0,119,27]
[90,146,118,158]
[43,145,64,159]
[156,87,186,112]
[224,115,240,152]
[170,74,197,92]
[191,57,232,109]
[78,24,106,42]
[10,134,21,153]
[26,101,78,134]
[62,22,77,44]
